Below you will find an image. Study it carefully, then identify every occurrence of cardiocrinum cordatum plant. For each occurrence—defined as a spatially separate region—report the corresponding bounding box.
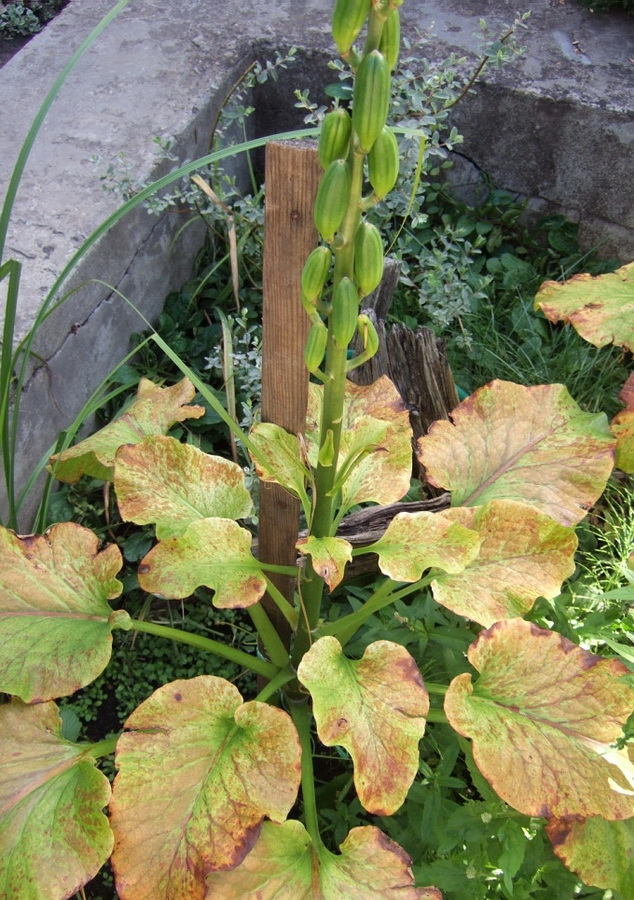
[1,0,633,897]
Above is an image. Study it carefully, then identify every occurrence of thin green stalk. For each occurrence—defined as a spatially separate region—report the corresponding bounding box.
[130,616,279,680]
[426,682,449,696]
[85,735,120,758]
[263,575,299,630]
[290,699,325,851]
[255,666,296,704]
[425,708,449,725]
[0,259,21,526]
[247,603,290,669]
[318,575,433,646]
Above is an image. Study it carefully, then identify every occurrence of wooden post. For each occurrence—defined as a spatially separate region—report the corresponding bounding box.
[259,140,321,649]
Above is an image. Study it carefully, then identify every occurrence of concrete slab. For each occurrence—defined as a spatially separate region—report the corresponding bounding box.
[0,0,632,527]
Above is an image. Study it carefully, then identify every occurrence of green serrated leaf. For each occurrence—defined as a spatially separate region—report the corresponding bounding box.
[0,701,113,899]
[110,675,301,899]
[48,378,204,483]
[296,535,353,590]
[535,261,634,352]
[115,435,253,539]
[0,523,127,702]
[367,509,480,583]
[205,820,440,899]
[431,500,578,627]
[417,380,615,526]
[248,421,311,498]
[137,517,265,607]
[297,637,428,815]
[444,619,634,820]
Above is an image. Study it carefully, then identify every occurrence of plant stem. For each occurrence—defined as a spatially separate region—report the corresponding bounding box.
[264,575,299,629]
[290,699,325,851]
[425,682,449,696]
[318,575,433,646]
[84,735,120,758]
[425,708,449,725]
[255,666,296,703]
[129,617,278,680]
[248,603,290,669]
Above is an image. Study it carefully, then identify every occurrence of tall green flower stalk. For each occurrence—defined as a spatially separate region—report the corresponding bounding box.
[292,0,402,667]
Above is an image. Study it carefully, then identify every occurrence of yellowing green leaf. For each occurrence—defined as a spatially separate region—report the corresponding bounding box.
[367,509,480,583]
[306,376,412,508]
[417,380,614,526]
[0,523,127,702]
[535,261,634,352]
[444,619,634,820]
[137,518,265,608]
[49,378,204,482]
[0,700,113,899]
[612,373,634,474]
[110,675,301,900]
[248,422,311,498]
[115,435,253,539]
[296,535,353,590]
[297,637,428,815]
[547,812,634,899]
[431,500,577,627]
[205,820,440,899]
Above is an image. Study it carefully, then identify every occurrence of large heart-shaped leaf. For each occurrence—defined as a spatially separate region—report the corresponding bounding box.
[612,373,634,474]
[547,812,634,899]
[205,820,441,899]
[0,700,113,899]
[306,377,412,509]
[49,378,205,482]
[444,619,634,819]
[431,500,577,627]
[297,637,428,815]
[248,422,311,498]
[137,518,265,608]
[366,509,480,583]
[0,523,129,702]
[535,261,634,352]
[110,675,301,900]
[296,536,353,590]
[417,380,615,525]
[115,435,253,539]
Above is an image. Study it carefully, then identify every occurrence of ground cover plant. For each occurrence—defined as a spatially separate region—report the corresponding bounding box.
[1,0,633,898]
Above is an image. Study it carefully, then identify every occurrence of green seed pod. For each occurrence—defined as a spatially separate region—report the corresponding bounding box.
[332,0,371,58]
[304,320,328,374]
[331,276,360,350]
[352,50,391,154]
[354,221,384,297]
[357,313,380,357]
[318,108,353,170]
[314,158,350,243]
[367,126,399,200]
[379,7,400,71]
[301,246,332,305]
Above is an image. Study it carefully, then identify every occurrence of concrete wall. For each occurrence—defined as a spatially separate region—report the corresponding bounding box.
[1,0,632,528]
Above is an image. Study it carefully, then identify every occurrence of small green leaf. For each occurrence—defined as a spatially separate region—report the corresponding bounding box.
[110,676,301,899]
[137,518,266,607]
[296,535,353,590]
[48,378,204,482]
[115,435,253,539]
[0,700,113,899]
[535,261,634,352]
[432,500,578,627]
[612,373,634,474]
[205,820,441,899]
[0,523,126,702]
[444,619,634,820]
[306,376,413,508]
[547,811,634,899]
[248,422,311,498]
[417,380,615,525]
[297,637,428,815]
[368,509,480,583]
